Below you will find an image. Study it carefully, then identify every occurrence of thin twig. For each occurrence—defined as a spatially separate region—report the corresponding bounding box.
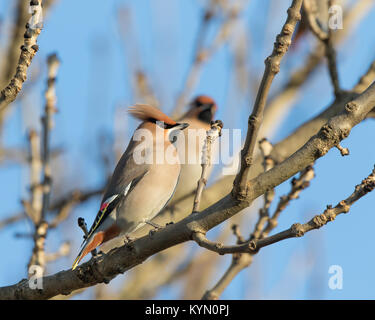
[302,0,329,41]
[172,0,247,117]
[197,166,375,256]
[304,0,341,97]
[353,59,375,94]
[45,241,71,263]
[261,0,375,138]
[0,0,30,91]
[233,0,303,200]
[134,71,159,107]
[28,53,60,273]
[23,129,43,223]
[0,0,43,120]
[40,53,60,220]
[261,165,315,238]
[202,164,314,299]
[192,120,223,213]
[2,187,104,230]
[251,138,275,240]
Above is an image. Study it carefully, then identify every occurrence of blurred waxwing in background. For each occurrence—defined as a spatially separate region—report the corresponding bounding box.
[72,104,189,269]
[171,95,218,204]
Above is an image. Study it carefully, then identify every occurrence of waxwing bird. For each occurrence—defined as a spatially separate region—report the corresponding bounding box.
[72,104,189,270]
[172,95,218,203]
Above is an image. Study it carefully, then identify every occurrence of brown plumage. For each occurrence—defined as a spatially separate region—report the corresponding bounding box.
[128,103,177,125]
[172,95,218,202]
[72,104,188,270]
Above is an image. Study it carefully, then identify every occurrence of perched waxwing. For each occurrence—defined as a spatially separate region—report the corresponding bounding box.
[172,95,218,203]
[72,104,189,269]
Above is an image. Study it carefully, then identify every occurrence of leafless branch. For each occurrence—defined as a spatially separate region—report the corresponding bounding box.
[201,164,314,299]
[233,0,303,199]
[45,241,71,263]
[192,120,223,213]
[0,0,43,126]
[261,0,374,138]
[134,71,159,107]
[261,165,315,238]
[353,59,375,94]
[304,0,341,97]
[28,53,60,273]
[172,0,247,117]
[201,164,374,301]
[0,0,30,91]
[251,138,275,240]
[302,0,329,41]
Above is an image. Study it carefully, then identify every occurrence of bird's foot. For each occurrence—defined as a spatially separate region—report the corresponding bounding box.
[124,235,135,244]
[92,250,105,262]
[147,221,174,237]
[124,235,135,251]
[146,221,162,237]
[90,248,98,257]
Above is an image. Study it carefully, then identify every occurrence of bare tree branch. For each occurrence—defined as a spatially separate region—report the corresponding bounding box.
[233,0,303,199]
[192,120,223,213]
[172,0,248,117]
[202,164,374,299]
[0,0,30,91]
[354,59,375,94]
[0,0,43,125]
[261,0,374,138]
[261,165,315,238]
[251,138,275,240]
[304,0,341,97]
[28,53,60,273]
[201,164,314,299]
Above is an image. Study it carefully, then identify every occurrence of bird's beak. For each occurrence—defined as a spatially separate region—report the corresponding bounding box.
[175,123,189,130]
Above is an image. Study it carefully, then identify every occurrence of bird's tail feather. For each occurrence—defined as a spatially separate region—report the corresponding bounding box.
[72,232,104,270]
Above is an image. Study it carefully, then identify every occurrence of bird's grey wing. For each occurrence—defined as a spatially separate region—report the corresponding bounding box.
[102,136,151,202]
[86,138,150,239]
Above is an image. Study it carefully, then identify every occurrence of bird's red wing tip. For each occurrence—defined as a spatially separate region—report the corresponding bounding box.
[71,231,105,270]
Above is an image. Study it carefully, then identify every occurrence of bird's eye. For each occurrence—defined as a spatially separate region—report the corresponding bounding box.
[170,134,177,144]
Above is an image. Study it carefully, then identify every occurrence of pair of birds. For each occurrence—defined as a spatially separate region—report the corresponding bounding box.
[72,96,217,269]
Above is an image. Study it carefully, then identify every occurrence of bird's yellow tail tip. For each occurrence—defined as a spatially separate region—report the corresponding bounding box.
[72,256,81,270]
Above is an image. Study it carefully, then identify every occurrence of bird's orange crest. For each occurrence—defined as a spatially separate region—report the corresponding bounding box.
[128,104,176,126]
[193,95,216,107]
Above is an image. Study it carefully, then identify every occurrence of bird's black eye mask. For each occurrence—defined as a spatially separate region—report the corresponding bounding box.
[148,119,176,129]
[198,105,214,124]
[194,101,214,109]
[192,102,215,124]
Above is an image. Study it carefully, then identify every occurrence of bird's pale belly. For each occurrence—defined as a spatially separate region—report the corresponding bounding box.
[115,166,179,235]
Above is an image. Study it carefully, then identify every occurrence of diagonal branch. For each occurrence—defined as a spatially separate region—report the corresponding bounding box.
[353,59,375,94]
[233,0,303,200]
[197,165,375,255]
[304,0,341,97]
[201,164,314,300]
[0,0,43,121]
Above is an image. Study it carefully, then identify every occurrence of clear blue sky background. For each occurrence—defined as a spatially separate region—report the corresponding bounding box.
[0,0,375,299]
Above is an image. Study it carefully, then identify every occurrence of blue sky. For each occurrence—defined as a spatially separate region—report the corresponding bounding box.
[0,0,375,299]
